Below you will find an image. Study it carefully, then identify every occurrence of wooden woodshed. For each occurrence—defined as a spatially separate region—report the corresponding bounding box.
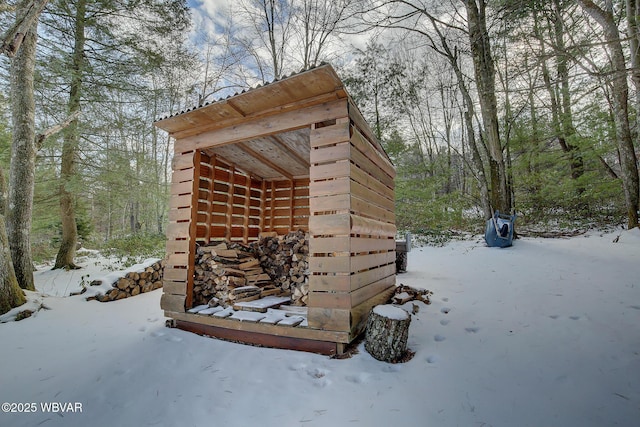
[154,64,397,355]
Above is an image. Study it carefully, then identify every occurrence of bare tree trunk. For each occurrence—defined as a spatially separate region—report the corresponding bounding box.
[6,0,38,290]
[578,0,640,228]
[0,214,25,315]
[54,0,86,269]
[462,0,511,214]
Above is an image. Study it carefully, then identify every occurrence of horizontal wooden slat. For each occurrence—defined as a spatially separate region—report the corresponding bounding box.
[170,180,193,196]
[165,239,189,253]
[307,307,351,332]
[167,311,350,343]
[351,274,395,307]
[311,142,350,164]
[350,144,395,189]
[309,194,350,213]
[351,163,394,198]
[166,222,190,239]
[309,264,396,292]
[350,195,395,223]
[308,290,351,309]
[309,177,350,198]
[172,151,195,170]
[350,251,395,272]
[309,213,350,235]
[161,294,186,312]
[351,126,395,179]
[163,281,187,295]
[171,168,193,184]
[310,122,350,148]
[164,267,188,281]
[166,252,188,267]
[309,160,350,180]
[169,194,193,209]
[309,255,350,273]
[168,208,191,222]
[350,178,395,212]
[309,236,395,254]
[351,215,396,237]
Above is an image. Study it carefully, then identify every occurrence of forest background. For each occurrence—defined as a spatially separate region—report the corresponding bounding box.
[1,1,639,296]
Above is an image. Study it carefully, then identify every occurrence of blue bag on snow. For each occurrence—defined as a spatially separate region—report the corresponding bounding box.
[484,210,516,248]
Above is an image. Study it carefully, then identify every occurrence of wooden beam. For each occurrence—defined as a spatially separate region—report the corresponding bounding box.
[270,134,310,168]
[174,99,348,152]
[236,142,294,180]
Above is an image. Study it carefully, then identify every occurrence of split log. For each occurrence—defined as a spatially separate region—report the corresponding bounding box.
[365,305,411,363]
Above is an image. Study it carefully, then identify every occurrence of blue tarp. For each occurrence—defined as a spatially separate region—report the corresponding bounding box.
[484,211,516,248]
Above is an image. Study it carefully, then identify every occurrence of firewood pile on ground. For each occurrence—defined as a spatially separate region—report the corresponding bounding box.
[193,230,309,308]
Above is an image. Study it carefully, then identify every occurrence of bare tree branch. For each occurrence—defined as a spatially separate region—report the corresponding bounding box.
[1,0,49,58]
[36,110,82,150]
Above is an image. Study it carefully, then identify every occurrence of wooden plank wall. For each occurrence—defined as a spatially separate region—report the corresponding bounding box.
[262,178,310,234]
[162,149,200,313]
[163,151,266,313]
[307,105,397,338]
[206,156,263,242]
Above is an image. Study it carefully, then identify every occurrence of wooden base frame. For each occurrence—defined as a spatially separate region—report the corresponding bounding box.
[175,320,343,356]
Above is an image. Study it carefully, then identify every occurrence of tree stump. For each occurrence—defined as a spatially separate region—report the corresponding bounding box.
[365,305,411,362]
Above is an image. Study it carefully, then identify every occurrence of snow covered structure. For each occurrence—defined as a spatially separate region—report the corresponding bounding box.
[154,64,397,355]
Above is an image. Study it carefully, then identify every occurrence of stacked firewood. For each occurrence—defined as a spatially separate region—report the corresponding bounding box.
[193,241,280,307]
[91,259,165,302]
[192,231,310,307]
[253,230,309,306]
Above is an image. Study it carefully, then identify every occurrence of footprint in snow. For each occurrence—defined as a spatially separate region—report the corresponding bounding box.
[441,307,451,314]
[426,355,439,364]
[569,316,581,320]
[147,317,159,323]
[465,326,480,334]
[165,334,183,342]
[381,365,401,373]
[440,319,450,326]
[138,326,147,332]
[549,315,560,320]
[434,334,446,342]
[345,373,371,384]
[442,297,449,302]
[629,305,640,311]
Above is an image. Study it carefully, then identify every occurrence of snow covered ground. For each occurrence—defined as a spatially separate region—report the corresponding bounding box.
[0,229,639,427]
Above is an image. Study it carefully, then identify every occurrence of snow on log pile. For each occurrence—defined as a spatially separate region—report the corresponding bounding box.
[193,230,310,308]
[85,259,165,302]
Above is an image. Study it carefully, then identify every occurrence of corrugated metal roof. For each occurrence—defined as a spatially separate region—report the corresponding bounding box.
[155,62,333,123]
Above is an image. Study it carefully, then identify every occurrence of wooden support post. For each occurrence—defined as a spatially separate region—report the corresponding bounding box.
[186,150,202,309]
[225,165,235,240]
[205,155,216,243]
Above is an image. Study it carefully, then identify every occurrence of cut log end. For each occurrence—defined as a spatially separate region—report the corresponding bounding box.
[364,305,412,363]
